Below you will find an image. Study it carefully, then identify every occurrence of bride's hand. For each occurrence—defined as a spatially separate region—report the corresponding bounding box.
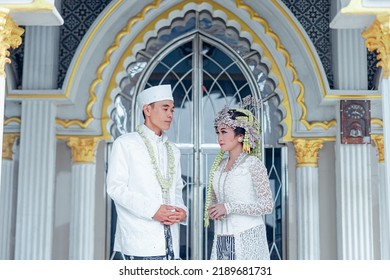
[208,204,227,220]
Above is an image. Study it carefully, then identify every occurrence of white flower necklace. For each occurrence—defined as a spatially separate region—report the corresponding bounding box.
[204,150,248,227]
[136,125,175,193]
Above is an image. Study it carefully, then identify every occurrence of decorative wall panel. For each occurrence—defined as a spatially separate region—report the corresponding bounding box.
[57,0,113,87]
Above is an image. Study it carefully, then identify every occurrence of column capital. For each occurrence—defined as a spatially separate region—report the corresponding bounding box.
[371,134,384,163]
[362,15,390,78]
[0,8,24,77]
[2,133,17,160]
[293,138,324,167]
[67,137,99,164]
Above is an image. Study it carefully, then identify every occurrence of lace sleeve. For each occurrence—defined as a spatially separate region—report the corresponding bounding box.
[225,157,274,216]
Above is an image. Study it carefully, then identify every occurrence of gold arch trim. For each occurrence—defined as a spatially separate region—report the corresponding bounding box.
[4,1,126,129]
[270,0,340,131]
[238,0,336,132]
[95,0,382,138]
[55,0,163,137]
[233,0,291,140]
[8,1,381,140]
[371,118,383,127]
[98,0,163,140]
[271,0,327,98]
[4,117,21,125]
[55,0,124,130]
[100,0,296,141]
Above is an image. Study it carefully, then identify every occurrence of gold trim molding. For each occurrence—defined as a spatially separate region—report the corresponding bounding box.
[99,0,326,142]
[236,0,336,135]
[7,1,378,141]
[0,8,24,77]
[56,0,382,137]
[4,116,21,125]
[293,138,324,167]
[371,118,383,127]
[371,134,384,163]
[362,15,390,79]
[54,0,123,131]
[2,0,339,140]
[67,137,99,164]
[2,133,18,160]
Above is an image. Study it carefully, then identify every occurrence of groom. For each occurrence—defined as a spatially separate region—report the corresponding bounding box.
[107,84,187,260]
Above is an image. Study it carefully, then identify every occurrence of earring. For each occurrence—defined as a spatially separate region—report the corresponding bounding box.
[238,137,243,143]
[243,132,251,153]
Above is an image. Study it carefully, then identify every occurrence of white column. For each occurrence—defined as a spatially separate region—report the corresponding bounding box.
[381,77,390,218]
[69,165,96,259]
[331,5,374,259]
[22,25,59,89]
[331,0,368,91]
[14,101,57,259]
[362,15,390,260]
[372,135,389,259]
[67,137,99,259]
[335,144,373,259]
[0,134,17,260]
[377,161,389,258]
[14,22,60,259]
[293,139,323,259]
[378,78,390,259]
[332,29,368,89]
[0,160,14,259]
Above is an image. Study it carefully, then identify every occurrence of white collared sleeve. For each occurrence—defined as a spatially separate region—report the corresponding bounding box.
[106,136,160,220]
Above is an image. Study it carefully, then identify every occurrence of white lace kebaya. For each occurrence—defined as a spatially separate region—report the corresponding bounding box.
[210,155,274,260]
[205,98,274,260]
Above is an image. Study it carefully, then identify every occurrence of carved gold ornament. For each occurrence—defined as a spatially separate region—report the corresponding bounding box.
[0,9,24,77]
[293,139,324,167]
[372,134,384,163]
[67,137,99,163]
[2,133,17,160]
[362,15,390,79]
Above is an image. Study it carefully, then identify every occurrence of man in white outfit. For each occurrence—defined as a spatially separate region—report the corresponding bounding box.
[107,84,187,260]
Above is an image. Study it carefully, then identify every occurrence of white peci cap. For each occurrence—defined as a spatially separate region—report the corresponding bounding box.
[137,84,173,109]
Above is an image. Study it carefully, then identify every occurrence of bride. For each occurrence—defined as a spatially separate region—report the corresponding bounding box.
[204,102,274,260]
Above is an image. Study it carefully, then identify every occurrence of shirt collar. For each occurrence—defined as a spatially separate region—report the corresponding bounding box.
[141,124,168,143]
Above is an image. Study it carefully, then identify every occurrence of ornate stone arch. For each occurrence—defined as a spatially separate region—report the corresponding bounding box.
[53,0,337,141]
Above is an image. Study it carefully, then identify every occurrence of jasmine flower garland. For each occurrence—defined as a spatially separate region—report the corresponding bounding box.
[204,149,225,228]
[136,125,175,193]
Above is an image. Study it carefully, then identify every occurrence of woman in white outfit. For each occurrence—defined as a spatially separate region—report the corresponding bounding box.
[204,98,274,260]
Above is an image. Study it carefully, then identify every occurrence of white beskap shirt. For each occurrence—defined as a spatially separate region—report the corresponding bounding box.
[107,125,187,257]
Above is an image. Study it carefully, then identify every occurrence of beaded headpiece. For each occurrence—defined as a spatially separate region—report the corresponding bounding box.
[214,96,261,155]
